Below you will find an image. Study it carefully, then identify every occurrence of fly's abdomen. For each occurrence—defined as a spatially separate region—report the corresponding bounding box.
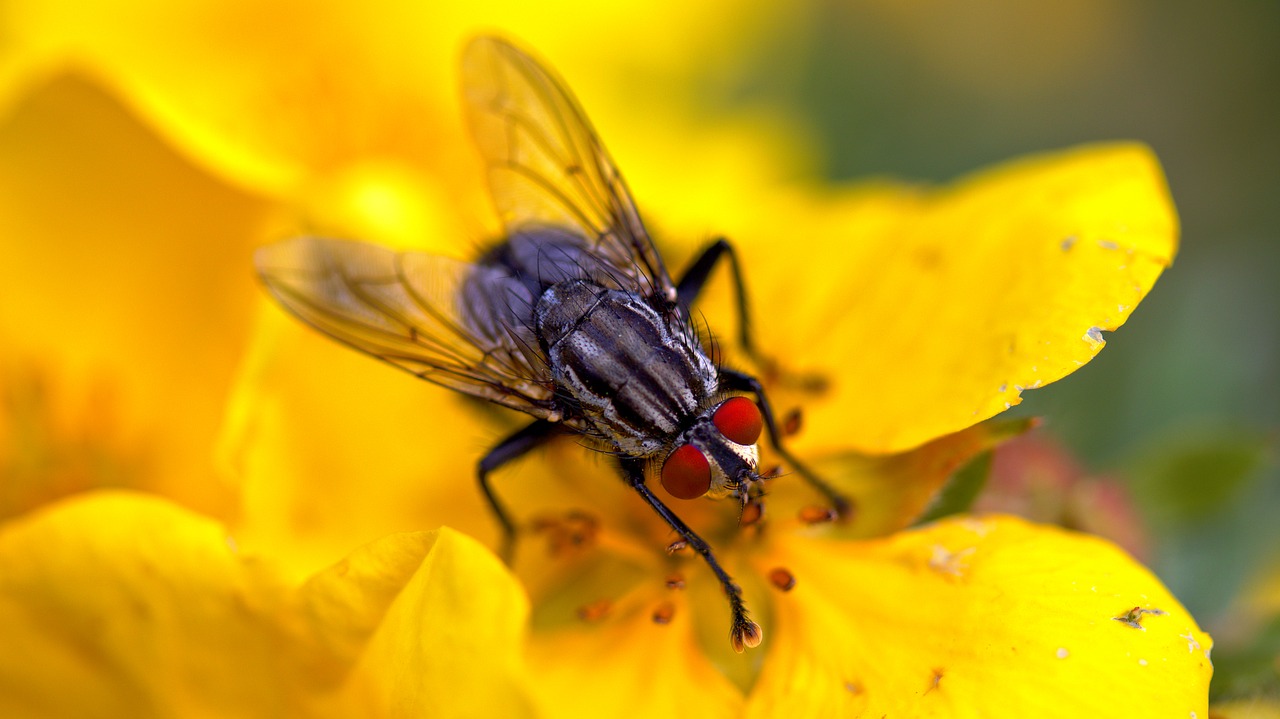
[536,280,717,456]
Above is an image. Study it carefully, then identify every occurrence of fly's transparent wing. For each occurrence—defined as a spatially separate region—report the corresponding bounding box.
[256,237,562,419]
[461,35,677,303]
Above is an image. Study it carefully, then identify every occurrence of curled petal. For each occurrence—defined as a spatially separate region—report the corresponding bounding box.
[0,491,536,717]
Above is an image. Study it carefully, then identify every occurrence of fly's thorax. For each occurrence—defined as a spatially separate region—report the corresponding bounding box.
[534,279,717,457]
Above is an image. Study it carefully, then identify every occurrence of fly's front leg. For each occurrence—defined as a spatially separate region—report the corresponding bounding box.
[620,458,762,653]
[479,419,566,563]
[719,368,852,518]
[674,238,764,365]
[676,237,826,392]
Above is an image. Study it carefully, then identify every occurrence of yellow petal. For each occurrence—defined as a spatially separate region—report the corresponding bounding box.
[0,491,296,716]
[527,591,744,719]
[802,418,1036,540]
[0,491,536,717]
[3,0,792,201]
[698,143,1177,455]
[223,306,504,578]
[748,515,1211,717]
[0,73,269,518]
[299,528,539,718]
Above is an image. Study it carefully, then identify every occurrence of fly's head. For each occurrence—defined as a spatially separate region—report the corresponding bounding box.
[659,397,765,504]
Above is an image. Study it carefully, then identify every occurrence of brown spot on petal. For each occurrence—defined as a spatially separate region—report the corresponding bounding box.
[740,500,764,527]
[1114,606,1167,629]
[769,567,797,591]
[664,573,685,590]
[925,668,944,695]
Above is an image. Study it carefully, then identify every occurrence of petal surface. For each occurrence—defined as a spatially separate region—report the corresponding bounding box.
[299,528,539,718]
[0,73,269,518]
[0,491,536,718]
[527,590,745,719]
[805,418,1035,540]
[223,306,503,577]
[684,143,1178,454]
[1,0,790,201]
[747,515,1212,718]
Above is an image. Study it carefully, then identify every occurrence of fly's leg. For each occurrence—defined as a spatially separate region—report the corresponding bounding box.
[719,368,852,518]
[674,238,763,364]
[676,238,825,392]
[620,458,762,652]
[479,419,566,562]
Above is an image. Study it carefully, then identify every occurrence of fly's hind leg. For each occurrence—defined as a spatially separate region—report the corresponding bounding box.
[479,419,566,563]
[720,368,852,519]
[620,458,762,652]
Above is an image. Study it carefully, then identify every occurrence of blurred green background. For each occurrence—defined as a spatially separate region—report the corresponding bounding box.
[714,0,1279,696]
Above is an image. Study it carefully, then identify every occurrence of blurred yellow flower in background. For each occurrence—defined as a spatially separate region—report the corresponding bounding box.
[0,0,1217,716]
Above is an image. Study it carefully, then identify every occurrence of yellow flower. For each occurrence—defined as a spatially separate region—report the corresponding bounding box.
[0,1,1214,717]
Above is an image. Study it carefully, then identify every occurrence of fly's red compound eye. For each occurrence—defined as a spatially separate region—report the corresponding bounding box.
[661,444,711,500]
[713,396,763,446]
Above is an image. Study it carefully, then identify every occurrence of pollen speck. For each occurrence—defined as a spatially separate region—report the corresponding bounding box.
[1056,648,1069,659]
[769,567,797,591]
[1083,327,1106,349]
[665,573,686,590]
[577,598,613,622]
[652,601,676,625]
[740,501,764,527]
[798,505,837,524]
[665,539,689,555]
[782,408,804,437]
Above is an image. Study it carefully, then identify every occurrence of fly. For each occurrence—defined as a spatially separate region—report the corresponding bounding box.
[255,36,848,652]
